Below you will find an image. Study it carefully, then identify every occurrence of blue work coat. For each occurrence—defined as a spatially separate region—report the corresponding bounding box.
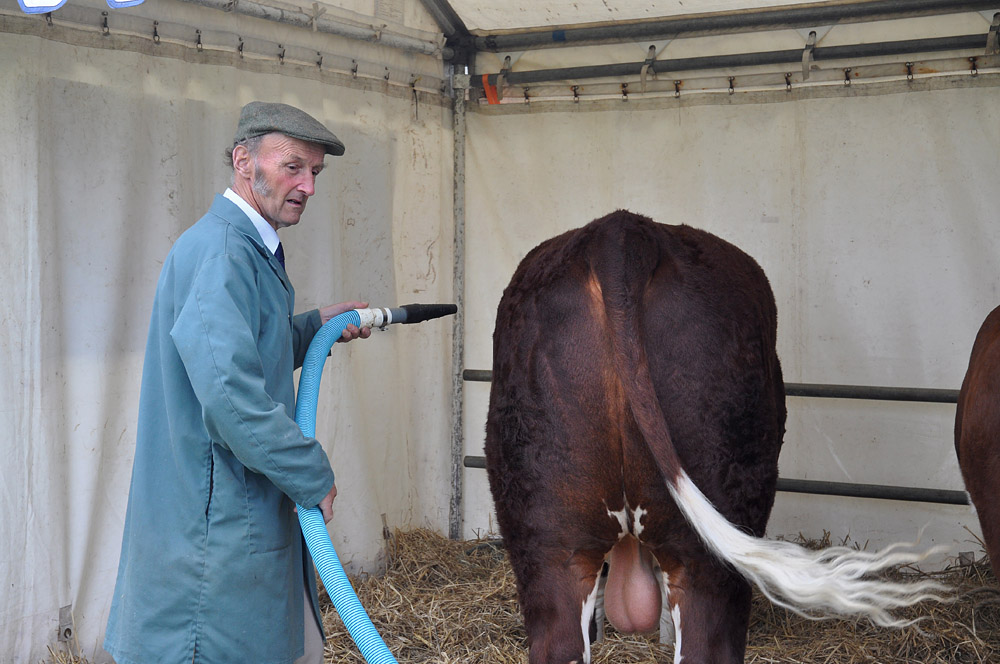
[105,195,337,664]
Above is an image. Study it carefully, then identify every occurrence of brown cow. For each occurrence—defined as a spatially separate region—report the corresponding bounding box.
[956,305,1000,581]
[485,210,947,664]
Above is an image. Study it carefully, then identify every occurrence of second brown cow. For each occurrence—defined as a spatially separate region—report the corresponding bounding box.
[956,305,1000,582]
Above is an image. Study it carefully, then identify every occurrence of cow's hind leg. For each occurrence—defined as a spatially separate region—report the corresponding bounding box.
[657,560,676,647]
[658,558,752,664]
[510,545,607,664]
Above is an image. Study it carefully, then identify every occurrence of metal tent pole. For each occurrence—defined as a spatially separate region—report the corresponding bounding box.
[447,74,469,541]
[474,34,989,87]
[417,0,468,41]
[178,0,451,59]
[474,0,999,52]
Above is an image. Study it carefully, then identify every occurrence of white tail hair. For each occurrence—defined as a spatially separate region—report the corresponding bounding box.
[670,471,950,626]
[587,214,952,626]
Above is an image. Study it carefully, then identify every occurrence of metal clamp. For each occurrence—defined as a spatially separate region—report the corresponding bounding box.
[621,82,629,101]
[785,72,792,91]
[496,55,511,102]
[238,36,244,59]
[411,75,422,119]
[153,21,160,43]
[196,29,203,52]
[277,43,284,64]
[101,11,109,36]
[728,76,735,94]
[969,56,978,76]
[802,31,816,80]
[351,60,358,78]
[309,2,326,32]
[571,85,580,103]
[987,12,999,55]
[905,62,913,81]
[640,45,657,92]
[316,51,323,69]
[674,80,681,98]
[843,67,852,86]
[58,606,74,643]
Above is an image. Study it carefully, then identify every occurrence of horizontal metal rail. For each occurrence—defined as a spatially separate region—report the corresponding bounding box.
[473,1,999,52]
[464,369,960,403]
[776,478,968,505]
[462,369,493,382]
[179,0,450,58]
[474,34,990,87]
[462,456,968,505]
[461,369,965,505]
[785,382,959,403]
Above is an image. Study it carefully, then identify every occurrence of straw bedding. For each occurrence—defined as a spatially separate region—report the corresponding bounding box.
[42,529,1000,664]
[319,529,1000,664]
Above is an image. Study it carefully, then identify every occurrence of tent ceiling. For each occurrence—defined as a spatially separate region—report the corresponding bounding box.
[413,0,999,104]
[447,0,827,33]
[422,1,1000,56]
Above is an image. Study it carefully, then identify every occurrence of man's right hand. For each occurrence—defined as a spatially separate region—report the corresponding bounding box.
[319,483,337,523]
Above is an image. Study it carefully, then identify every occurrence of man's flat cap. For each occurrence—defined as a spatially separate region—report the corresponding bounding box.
[233,101,345,156]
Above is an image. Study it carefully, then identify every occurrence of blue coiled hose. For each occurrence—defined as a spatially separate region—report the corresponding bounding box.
[294,310,398,664]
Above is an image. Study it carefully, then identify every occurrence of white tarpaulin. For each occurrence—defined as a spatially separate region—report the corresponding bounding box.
[5,0,1000,660]
[460,76,1000,562]
[450,0,817,32]
[1,0,452,660]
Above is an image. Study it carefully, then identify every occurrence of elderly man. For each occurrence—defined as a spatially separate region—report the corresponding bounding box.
[105,102,367,664]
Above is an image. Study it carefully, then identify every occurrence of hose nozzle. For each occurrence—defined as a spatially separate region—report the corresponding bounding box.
[356,304,458,330]
[395,303,458,324]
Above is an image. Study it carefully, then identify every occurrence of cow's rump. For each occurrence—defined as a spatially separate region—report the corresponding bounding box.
[486,210,948,664]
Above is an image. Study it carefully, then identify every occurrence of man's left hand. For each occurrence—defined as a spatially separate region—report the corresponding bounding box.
[319,301,372,342]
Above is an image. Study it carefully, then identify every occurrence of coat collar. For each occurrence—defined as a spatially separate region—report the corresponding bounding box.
[223,188,280,255]
[208,194,292,293]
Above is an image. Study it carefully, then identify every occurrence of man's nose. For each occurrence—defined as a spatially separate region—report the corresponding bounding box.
[298,174,316,196]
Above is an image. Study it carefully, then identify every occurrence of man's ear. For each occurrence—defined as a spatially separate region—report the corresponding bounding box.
[232,144,253,179]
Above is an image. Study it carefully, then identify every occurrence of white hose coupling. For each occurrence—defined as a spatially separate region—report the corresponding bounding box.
[355,307,394,330]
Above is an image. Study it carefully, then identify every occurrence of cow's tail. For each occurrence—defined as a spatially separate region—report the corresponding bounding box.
[594,227,950,627]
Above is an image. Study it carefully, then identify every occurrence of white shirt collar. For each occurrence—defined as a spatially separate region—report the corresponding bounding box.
[224,188,280,255]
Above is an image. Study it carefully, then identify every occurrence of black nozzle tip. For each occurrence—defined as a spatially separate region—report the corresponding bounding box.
[400,303,458,323]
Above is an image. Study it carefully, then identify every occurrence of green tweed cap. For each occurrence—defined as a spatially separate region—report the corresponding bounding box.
[233,101,345,156]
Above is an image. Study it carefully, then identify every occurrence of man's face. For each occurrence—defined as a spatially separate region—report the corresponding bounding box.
[244,133,327,230]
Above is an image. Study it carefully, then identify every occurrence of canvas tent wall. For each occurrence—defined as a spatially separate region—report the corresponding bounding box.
[459,79,1000,544]
[3,0,1000,662]
[454,1,1000,564]
[1,0,454,661]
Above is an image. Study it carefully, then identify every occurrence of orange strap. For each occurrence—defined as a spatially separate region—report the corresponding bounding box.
[482,73,500,105]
